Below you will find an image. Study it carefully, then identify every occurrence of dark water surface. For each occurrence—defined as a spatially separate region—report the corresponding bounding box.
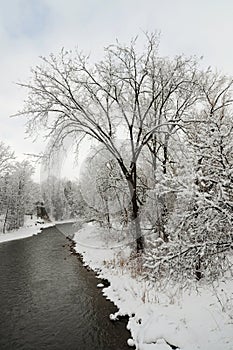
[0,224,131,350]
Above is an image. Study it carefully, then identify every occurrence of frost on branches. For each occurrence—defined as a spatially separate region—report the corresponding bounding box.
[17,33,233,282]
[0,143,39,233]
[144,73,233,284]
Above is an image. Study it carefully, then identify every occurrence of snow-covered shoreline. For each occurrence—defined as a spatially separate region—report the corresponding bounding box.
[0,218,76,244]
[73,222,233,350]
[1,220,233,349]
[0,220,54,244]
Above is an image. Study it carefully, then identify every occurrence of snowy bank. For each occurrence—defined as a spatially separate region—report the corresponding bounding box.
[0,215,80,244]
[73,222,233,350]
[0,216,55,244]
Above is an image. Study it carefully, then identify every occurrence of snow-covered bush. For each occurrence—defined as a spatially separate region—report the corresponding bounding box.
[143,74,233,285]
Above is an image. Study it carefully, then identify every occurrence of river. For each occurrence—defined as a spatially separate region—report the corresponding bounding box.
[0,224,131,350]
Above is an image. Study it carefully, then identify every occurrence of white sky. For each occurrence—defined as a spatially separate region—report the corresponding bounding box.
[1,0,233,180]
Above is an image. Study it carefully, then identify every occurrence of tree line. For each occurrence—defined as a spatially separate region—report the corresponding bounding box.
[0,142,38,232]
[0,143,81,232]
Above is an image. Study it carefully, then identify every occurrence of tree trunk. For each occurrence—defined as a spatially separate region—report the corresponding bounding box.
[162,134,169,175]
[118,159,144,253]
[128,164,144,253]
[163,144,168,174]
[104,198,111,229]
[131,187,144,253]
[3,206,9,233]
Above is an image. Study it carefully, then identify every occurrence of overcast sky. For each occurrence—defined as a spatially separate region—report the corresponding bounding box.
[1,0,233,178]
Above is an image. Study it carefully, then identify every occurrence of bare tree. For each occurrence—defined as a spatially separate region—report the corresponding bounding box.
[16,33,202,252]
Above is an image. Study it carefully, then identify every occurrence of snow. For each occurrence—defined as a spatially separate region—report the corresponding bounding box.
[2,219,233,349]
[127,338,135,347]
[0,216,54,243]
[73,222,233,350]
[0,216,77,244]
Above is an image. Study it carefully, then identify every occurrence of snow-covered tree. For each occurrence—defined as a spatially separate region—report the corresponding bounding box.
[0,142,15,176]
[17,33,202,252]
[1,160,36,232]
[79,147,130,227]
[63,180,86,218]
[144,73,233,282]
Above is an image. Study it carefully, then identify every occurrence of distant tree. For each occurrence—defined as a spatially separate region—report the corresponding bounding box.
[1,161,35,232]
[0,142,14,232]
[79,147,131,228]
[41,176,66,221]
[0,142,15,176]
[63,180,86,218]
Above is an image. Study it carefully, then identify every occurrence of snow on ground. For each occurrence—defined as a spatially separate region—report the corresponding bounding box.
[1,219,232,349]
[0,216,77,244]
[73,222,233,350]
[0,216,54,243]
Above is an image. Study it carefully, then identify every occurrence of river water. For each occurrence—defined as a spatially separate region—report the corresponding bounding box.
[0,224,131,350]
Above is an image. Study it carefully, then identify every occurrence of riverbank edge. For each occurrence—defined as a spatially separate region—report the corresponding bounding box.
[71,222,178,350]
[65,235,134,345]
[71,221,233,350]
[0,219,77,244]
[0,223,55,244]
[2,221,233,350]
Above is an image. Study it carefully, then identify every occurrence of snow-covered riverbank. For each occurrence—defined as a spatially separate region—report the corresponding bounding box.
[1,220,233,349]
[0,217,75,244]
[0,216,54,243]
[73,222,233,350]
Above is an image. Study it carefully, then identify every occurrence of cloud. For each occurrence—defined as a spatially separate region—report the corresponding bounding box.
[0,0,233,178]
[0,0,50,41]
